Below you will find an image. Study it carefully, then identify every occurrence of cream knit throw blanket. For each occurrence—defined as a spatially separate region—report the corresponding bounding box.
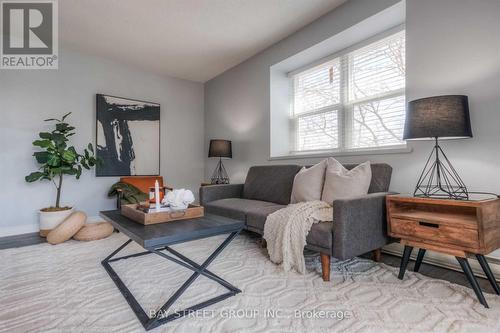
[263,200,333,274]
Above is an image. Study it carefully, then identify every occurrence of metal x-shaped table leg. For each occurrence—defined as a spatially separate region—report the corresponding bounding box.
[101,231,241,331]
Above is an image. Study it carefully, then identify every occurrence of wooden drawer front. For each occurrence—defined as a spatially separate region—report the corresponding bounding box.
[390,218,479,248]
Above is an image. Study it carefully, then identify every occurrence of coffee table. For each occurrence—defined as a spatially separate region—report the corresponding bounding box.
[99,210,244,331]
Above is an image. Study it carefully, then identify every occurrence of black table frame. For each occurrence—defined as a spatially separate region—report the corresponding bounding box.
[101,230,242,331]
[398,246,500,308]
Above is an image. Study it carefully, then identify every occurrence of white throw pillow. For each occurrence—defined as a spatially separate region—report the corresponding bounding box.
[321,158,372,203]
[290,159,327,203]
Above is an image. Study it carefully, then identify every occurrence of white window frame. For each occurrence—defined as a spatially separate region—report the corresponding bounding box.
[288,26,407,156]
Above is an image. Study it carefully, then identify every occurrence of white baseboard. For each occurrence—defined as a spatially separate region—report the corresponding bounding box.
[0,224,39,237]
[383,243,500,282]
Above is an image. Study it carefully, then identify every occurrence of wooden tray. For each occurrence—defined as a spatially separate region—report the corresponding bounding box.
[121,203,204,225]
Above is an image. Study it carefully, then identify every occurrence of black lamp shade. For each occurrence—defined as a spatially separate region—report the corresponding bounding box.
[404,95,473,140]
[208,139,232,158]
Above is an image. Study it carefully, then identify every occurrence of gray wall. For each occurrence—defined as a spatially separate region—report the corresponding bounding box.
[204,0,500,201]
[0,48,204,236]
[204,0,401,182]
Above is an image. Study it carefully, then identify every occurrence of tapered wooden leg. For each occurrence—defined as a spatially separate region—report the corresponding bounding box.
[372,248,381,262]
[398,245,413,280]
[414,249,426,272]
[456,256,489,308]
[320,253,330,282]
[476,254,500,295]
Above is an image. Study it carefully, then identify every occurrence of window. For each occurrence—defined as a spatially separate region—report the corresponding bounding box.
[291,30,406,153]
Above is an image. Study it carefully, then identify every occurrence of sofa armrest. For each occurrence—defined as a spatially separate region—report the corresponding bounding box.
[332,192,395,260]
[199,184,244,205]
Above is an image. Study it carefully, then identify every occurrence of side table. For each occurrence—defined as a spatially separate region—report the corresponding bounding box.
[387,195,500,308]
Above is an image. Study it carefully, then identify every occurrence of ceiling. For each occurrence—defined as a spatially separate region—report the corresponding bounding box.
[59,0,347,82]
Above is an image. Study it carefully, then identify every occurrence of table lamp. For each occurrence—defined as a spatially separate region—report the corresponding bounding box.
[404,95,473,200]
[208,139,232,184]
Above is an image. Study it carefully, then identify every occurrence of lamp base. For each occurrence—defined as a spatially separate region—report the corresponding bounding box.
[211,158,230,184]
[414,138,469,200]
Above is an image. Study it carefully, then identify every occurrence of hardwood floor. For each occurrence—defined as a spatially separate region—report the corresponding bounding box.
[367,252,497,294]
[0,232,495,294]
[0,232,45,250]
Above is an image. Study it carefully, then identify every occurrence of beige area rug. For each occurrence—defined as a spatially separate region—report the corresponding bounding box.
[1,233,500,333]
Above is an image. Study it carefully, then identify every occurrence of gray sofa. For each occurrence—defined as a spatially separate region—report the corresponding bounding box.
[199,163,393,281]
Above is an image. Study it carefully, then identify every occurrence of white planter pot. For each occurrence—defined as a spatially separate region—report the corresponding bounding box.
[39,208,74,237]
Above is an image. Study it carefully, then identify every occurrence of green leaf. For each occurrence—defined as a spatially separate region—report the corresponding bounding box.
[62,150,76,162]
[56,123,69,132]
[76,165,82,179]
[63,168,77,175]
[68,146,78,156]
[81,160,89,170]
[33,139,52,148]
[39,132,52,139]
[56,140,67,150]
[25,172,45,182]
[47,154,61,167]
[61,112,72,121]
[51,133,66,144]
[34,151,50,164]
[50,167,62,174]
[30,113,99,186]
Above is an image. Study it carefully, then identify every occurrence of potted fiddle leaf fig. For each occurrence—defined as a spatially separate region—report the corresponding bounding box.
[25,112,99,236]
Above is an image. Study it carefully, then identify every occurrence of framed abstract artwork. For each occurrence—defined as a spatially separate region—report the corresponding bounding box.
[96,94,160,176]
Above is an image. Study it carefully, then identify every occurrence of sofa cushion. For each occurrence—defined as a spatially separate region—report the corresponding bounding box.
[204,198,278,221]
[321,159,372,203]
[243,165,302,205]
[206,198,332,251]
[246,205,332,250]
[246,205,286,232]
[343,163,392,193]
[290,160,327,204]
[306,221,333,250]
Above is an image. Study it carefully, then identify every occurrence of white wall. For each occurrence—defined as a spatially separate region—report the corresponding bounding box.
[405,0,500,197]
[269,6,405,158]
[403,0,500,263]
[204,0,500,267]
[205,0,500,201]
[0,48,204,236]
[204,0,402,182]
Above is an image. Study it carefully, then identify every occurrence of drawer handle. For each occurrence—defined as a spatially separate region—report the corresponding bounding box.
[419,221,439,228]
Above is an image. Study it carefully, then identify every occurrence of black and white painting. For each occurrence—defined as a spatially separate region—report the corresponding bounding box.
[96,94,160,176]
